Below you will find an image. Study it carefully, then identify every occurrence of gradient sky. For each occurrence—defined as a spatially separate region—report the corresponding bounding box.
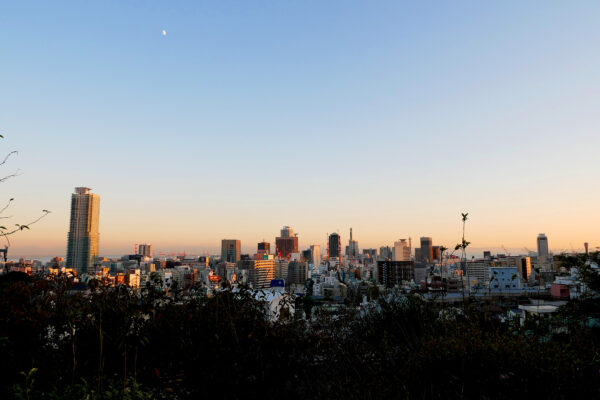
[1,1,599,258]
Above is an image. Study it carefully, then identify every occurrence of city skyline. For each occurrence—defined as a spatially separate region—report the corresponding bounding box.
[2,185,595,258]
[0,184,594,258]
[1,1,599,257]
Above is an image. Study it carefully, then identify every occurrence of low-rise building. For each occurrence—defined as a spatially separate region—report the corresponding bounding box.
[489,267,522,292]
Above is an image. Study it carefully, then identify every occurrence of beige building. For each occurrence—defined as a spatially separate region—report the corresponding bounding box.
[393,239,411,262]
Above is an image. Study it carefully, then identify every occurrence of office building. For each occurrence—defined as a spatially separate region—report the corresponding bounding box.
[328,233,341,260]
[379,246,392,260]
[392,239,411,262]
[137,244,153,258]
[418,237,433,263]
[466,262,490,285]
[363,248,378,258]
[345,228,359,257]
[248,256,276,289]
[302,249,312,262]
[377,260,415,288]
[507,256,532,282]
[275,226,298,259]
[288,261,307,284]
[519,256,532,282]
[221,239,241,263]
[432,246,441,261]
[66,187,100,275]
[537,234,549,262]
[197,256,209,269]
[257,241,270,255]
[276,259,289,280]
[414,248,421,262]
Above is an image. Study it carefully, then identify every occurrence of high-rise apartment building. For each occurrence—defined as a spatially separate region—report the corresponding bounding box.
[66,187,100,275]
[537,234,549,262]
[275,226,298,259]
[221,239,241,263]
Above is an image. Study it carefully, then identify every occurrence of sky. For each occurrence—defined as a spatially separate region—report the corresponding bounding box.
[1,0,599,258]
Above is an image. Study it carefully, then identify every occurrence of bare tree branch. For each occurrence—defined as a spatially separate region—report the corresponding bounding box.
[0,169,22,183]
[0,150,18,167]
[0,198,14,215]
[0,136,50,249]
[0,210,51,247]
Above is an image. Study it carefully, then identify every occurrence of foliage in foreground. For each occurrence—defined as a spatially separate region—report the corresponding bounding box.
[0,272,599,399]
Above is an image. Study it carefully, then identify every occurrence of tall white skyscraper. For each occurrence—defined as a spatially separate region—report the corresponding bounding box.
[537,233,549,262]
[66,187,100,274]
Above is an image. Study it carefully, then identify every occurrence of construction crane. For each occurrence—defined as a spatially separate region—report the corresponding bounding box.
[501,245,511,256]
